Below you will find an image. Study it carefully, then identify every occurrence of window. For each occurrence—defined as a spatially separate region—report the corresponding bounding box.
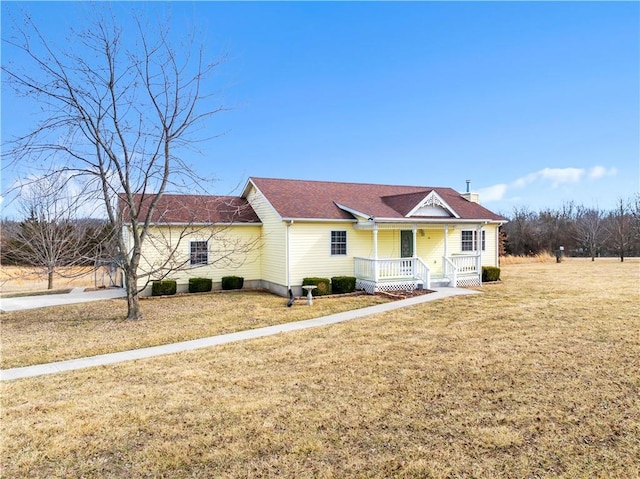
[190,240,209,266]
[331,230,347,255]
[461,230,485,252]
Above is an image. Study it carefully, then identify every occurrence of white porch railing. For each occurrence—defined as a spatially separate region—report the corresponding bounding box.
[354,257,430,288]
[443,254,481,287]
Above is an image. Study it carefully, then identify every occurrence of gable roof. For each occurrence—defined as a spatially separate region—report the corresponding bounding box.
[120,193,260,224]
[246,177,506,222]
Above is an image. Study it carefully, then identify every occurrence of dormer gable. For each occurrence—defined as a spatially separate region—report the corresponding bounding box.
[380,190,459,218]
[406,190,460,218]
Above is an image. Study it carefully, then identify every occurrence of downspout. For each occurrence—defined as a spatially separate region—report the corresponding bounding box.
[286,220,293,290]
[478,222,487,286]
[495,224,500,267]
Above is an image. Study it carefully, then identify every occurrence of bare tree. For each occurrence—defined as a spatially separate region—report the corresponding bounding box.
[2,6,229,319]
[537,202,577,254]
[502,206,540,256]
[2,174,111,289]
[605,198,633,262]
[574,205,607,261]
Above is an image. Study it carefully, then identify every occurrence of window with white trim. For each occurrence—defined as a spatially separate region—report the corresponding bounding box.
[331,230,347,255]
[190,240,209,266]
[461,230,485,252]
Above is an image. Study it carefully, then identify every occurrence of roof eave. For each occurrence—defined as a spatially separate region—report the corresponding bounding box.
[371,217,505,224]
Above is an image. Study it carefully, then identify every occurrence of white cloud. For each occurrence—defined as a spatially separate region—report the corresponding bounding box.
[588,165,617,179]
[477,183,508,202]
[538,167,584,187]
[479,165,617,205]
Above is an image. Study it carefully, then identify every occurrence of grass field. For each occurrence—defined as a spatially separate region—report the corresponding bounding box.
[0,265,114,293]
[1,258,639,478]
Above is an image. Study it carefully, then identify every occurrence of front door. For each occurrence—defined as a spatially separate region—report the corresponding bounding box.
[400,231,413,276]
[401,230,413,257]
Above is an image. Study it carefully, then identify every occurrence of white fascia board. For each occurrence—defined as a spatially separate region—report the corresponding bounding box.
[333,202,373,221]
[240,178,255,198]
[242,179,283,221]
[406,191,460,219]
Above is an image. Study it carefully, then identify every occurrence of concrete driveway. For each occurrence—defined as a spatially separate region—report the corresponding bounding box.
[0,287,126,312]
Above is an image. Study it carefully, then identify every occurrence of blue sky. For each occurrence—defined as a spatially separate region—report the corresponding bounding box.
[2,1,639,219]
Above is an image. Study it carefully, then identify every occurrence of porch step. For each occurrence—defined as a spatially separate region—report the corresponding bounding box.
[429,278,451,288]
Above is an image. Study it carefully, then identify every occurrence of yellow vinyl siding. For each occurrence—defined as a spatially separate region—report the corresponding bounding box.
[245,185,287,286]
[416,228,446,276]
[287,222,361,286]
[482,225,499,267]
[136,224,262,289]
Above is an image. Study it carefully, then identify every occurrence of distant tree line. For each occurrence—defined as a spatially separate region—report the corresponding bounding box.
[501,196,640,262]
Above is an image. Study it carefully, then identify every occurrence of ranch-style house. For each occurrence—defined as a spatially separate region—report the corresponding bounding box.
[123,177,507,297]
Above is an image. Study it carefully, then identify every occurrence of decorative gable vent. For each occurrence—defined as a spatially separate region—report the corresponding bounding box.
[407,191,459,218]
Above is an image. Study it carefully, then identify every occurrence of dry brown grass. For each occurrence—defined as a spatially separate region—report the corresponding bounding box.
[2,258,639,478]
[499,252,556,264]
[0,291,391,369]
[0,265,108,293]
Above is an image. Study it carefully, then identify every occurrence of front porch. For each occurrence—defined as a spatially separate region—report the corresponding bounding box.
[354,255,481,294]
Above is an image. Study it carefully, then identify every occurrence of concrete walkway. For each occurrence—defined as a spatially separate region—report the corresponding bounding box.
[0,287,126,312]
[0,287,479,381]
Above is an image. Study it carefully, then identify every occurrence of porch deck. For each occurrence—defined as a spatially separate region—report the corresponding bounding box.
[354,255,481,294]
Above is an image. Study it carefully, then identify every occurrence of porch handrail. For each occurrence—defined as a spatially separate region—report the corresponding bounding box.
[414,257,431,289]
[443,256,458,287]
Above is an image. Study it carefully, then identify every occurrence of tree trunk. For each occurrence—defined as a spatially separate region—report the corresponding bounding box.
[47,269,54,290]
[125,269,143,320]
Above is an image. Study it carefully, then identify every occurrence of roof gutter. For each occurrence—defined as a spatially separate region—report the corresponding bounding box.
[281,217,357,223]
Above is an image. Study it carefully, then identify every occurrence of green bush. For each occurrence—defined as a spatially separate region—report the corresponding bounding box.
[302,277,331,296]
[331,276,356,294]
[221,276,244,290]
[189,277,212,293]
[482,266,501,282]
[151,280,177,296]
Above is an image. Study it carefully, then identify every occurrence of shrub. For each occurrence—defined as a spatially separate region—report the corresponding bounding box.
[189,277,212,293]
[482,266,501,282]
[331,276,356,294]
[221,276,244,290]
[151,280,177,296]
[302,277,331,296]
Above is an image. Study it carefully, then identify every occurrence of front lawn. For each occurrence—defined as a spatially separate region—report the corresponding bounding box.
[0,290,391,369]
[2,258,639,478]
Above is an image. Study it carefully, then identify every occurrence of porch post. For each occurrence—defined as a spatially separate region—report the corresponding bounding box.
[477,224,483,284]
[412,226,417,276]
[373,223,379,281]
[373,223,378,260]
[412,226,417,258]
[443,225,449,275]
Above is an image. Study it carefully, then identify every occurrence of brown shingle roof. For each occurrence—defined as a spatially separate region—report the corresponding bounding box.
[248,177,505,222]
[120,193,260,224]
